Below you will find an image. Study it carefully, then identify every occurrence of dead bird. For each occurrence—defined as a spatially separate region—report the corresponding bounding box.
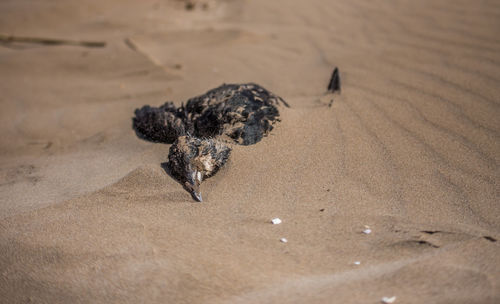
[133,83,288,201]
[168,135,231,202]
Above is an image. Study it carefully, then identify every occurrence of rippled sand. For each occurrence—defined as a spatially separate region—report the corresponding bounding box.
[1,0,499,303]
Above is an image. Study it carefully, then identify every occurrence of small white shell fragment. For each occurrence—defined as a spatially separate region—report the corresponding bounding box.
[271,218,282,225]
[362,228,372,234]
[381,296,396,303]
[280,238,288,243]
[353,261,361,265]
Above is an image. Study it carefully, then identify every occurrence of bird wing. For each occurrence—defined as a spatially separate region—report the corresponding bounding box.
[133,102,189,143]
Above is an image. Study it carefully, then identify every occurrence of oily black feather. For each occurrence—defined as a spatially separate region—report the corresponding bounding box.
[133,83,287,201]
[327,67,341,93]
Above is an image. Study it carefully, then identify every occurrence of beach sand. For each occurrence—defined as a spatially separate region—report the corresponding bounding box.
[1,0,499,303]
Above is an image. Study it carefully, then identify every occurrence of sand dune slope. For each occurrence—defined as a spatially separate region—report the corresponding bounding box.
[1,0,499,303]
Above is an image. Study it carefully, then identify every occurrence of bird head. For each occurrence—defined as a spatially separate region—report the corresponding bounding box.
[168,135,230,203]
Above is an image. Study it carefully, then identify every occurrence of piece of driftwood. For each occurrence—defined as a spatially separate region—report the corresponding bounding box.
[0,34,106,48]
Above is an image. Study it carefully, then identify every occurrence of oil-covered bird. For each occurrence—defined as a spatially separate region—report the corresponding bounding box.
[133,83,288,201]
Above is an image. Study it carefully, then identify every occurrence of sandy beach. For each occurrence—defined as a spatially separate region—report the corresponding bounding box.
[1,0,499,303]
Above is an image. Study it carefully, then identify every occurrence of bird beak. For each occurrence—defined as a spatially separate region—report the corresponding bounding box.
[185,170,203,202]
[191,191,203,202]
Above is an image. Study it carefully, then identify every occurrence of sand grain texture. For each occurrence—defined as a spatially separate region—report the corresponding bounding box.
[1,0,499,303]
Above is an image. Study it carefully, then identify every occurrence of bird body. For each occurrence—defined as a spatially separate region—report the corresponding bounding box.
[134,83,288,145]
[133,83,287,201]
[184,83,288,145]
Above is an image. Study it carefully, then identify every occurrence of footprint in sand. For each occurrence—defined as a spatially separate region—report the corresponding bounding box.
[0,164,40,187]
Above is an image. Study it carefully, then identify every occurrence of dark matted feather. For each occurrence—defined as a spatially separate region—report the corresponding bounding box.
[327,67,341,93]
[133,102,192,143]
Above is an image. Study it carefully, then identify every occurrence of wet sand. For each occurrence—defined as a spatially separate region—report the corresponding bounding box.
[1,0,499,303]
